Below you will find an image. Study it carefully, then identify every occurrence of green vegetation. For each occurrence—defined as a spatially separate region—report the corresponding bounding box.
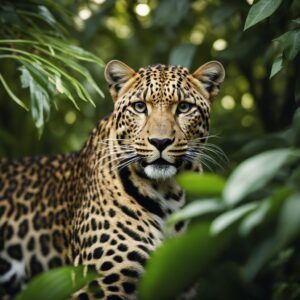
[1,0,299,299]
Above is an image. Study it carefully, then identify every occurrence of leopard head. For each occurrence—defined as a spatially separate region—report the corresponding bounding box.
[104,60,225,180]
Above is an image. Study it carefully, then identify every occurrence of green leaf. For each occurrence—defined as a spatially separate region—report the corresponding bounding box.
[223,149,292,205]
[275,29,300,60]
[244,0,282,30]
[276,193,300,248]
[243,194,300,281]
[176,172,226,198]
[38,6,56,27]
[239,199,270,236]
[244,237,276,281]
[19,66,50,132]
[16,266,99,300]
[210,202,258,235]
[139,223,230,300]
[0,73,28,110]
[270,54,283,78]
[167,199,224,225]
[243,190,296,281]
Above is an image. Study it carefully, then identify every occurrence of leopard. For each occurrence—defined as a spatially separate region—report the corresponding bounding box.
[0,59,225,299]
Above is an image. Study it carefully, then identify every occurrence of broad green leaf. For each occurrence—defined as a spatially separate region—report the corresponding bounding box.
[223,149,291,205]
[244,237,276,281]
[275,29,300,60]
[239,200,270,236]
[270,54,283,78]
[16,266,99,300]
[176,172,226,197]
[167,199,224,225]
[244,0,282,30]
[169,43,197,69]
[276,193,300,248]
[139,223,230,300]
[244,192,299,281]
[211,202,258,235]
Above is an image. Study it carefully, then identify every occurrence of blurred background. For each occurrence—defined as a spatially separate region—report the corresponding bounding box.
[1,0,299,169]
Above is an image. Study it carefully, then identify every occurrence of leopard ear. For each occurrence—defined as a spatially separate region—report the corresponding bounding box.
[105,60,136,102]
[192,61,225,98]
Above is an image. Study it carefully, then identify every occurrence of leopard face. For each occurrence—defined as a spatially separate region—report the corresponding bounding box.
[105,60,225,180]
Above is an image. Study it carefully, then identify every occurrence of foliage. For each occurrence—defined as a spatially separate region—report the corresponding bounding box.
[0,0,104,134]
[244,0,300,81]
[15,266,99,300]
[139,109,300,300]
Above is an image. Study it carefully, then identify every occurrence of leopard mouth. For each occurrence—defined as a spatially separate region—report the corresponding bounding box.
[140,158,178,180]
[148,158,172,166]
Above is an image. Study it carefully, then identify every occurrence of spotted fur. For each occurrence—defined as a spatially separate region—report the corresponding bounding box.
[0,60,225,299]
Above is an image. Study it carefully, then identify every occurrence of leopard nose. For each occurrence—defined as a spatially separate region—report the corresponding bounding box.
[148,138,174,152]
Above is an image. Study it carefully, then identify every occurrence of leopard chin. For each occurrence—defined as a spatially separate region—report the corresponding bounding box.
[144,164,177,180]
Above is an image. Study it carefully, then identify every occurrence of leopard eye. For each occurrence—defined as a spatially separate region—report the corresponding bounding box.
[177,101,193,114]
[132,101,147,113]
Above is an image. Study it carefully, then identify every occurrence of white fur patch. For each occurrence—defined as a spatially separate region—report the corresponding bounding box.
[144,165,177,180]
[0,258,25,283]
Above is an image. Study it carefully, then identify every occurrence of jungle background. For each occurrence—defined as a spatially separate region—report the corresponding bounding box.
[0,0,300,299]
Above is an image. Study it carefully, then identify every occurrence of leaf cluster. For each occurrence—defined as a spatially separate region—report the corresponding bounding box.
[139,108,300,300]
[0,1,104,134]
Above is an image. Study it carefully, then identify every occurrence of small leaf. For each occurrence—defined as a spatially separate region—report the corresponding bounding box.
[223,149,292,205]
[19,66,50,132]
[211,202,258,235]
[16,266,99,300]
[244,0,282,30]
[239,200,270,236]
[139,223,230,300]
[38,6,56,27]
[167,199,224,225]
[270,54,283,78]
[275,29,300,60]
[176,172,226,198]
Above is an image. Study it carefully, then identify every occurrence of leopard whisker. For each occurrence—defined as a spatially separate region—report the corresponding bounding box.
[184,151,214,172]
[111,155,141,172]
[190,144,228,162]
[94,150,136,170]
[187,148,225,171]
